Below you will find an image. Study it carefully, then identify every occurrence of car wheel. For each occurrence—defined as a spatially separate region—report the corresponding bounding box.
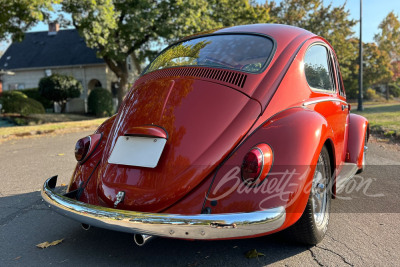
[286,146,332,245]
[357,132,368,174]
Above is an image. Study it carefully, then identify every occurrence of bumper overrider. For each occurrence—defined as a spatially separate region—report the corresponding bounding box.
[42,176,286,240]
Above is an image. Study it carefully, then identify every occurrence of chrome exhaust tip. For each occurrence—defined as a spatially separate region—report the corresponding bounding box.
[81,223,91,231]
[133,234,153,246]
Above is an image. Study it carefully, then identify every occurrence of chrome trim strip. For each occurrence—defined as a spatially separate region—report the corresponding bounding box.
[42,176,286,240]
[303,98,348,106]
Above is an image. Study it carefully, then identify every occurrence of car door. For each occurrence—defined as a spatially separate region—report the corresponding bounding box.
[330,50,349,165]
[303,43,347,168]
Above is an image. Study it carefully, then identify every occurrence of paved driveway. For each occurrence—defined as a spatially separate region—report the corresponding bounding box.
[1,132,399,266]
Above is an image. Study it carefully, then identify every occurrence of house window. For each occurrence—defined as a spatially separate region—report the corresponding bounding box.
[8,84,16,90]
[111,82,119,97]
[8,83,25,90]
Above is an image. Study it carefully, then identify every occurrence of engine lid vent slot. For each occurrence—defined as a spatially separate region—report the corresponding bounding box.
[139,68,247,88]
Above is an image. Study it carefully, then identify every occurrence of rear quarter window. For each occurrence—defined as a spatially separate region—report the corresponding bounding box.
[304,45,334,91]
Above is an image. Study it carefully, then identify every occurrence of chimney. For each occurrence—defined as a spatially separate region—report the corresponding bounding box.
[48,22,60,35]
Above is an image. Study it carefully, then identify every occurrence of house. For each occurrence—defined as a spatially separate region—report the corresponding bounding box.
[0,23,135,112]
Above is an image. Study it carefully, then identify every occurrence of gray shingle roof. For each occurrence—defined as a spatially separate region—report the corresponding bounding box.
[0,29,105,70]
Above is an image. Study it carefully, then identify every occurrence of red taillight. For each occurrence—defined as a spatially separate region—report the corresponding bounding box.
[75,137,91,161]
[242,148,263,181]
[74,134,102,163]
[241,144,273,186]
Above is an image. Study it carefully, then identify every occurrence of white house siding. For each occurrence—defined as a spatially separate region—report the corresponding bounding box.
[1,63,114,98]
[2,64,123,113]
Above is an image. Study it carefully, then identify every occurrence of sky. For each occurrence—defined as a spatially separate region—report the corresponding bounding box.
[1,0,399,51]
[255,0,400,43]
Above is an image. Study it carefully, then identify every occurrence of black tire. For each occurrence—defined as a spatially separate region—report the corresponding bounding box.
[286,146,332,245]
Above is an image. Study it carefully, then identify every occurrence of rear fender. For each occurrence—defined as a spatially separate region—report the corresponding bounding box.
[67,115,117,204]
[346,113,369,168]
[202,107,334,233]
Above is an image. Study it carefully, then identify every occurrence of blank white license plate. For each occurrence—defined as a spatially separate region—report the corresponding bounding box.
[108,136,167,168]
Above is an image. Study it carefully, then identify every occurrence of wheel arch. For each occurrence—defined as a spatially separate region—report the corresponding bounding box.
[346,113,369,168]
[200,107,336,233]
[323,138,336,198]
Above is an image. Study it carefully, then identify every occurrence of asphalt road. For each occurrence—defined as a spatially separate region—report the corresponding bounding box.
[1,131,400,266]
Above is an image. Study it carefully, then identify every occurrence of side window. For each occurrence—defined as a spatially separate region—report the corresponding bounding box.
[304,45,334,91]
[332,53,346,97]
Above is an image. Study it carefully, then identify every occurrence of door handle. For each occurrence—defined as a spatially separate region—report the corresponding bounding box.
[341,104,347,111]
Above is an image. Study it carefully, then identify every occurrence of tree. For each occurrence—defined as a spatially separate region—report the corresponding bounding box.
[38,73,82,112]
[266,0,357,88]
[0,0,58,42]
[363,42,393,89]
[375,11,400,63]
[374,11,400,99]
[61,0,269,108]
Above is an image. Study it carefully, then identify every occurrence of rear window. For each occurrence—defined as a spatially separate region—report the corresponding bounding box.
[144,34,274,74]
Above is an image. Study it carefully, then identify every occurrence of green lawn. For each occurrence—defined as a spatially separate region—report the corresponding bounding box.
[352,102,400,137]
[0,118,106,140]
[2,102,400,141]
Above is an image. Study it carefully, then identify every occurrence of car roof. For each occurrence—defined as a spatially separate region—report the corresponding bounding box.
[178,24,318,58]
[216,23,315,43]
[181,24,316,45]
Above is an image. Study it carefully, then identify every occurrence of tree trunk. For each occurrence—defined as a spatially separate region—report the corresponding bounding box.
[102,56,129,111]
[117,74,128,110]
[60,101,66,113]
[131,53,142,75]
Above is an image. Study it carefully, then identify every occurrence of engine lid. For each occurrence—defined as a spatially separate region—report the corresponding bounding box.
[97,75,261,212]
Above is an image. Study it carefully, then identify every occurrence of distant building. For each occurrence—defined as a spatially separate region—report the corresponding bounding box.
[0,22,135,112]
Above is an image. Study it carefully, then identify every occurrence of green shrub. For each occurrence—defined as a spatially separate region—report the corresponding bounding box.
[0,90,45,115]
[0,90,28,100]
[88,88,113,117]
[389,83,400,98]
[365,88,377,100]
[20,88,53,109]
[39,74,82,112]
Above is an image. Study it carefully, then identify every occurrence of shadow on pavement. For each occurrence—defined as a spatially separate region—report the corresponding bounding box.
[0,190,308,266]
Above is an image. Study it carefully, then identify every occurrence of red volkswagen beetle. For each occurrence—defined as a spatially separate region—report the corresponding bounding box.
[42,24,368,245]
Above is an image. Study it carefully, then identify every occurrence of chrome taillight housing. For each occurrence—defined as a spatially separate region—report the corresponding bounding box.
[241,143,273,186]
[74,134,102,163]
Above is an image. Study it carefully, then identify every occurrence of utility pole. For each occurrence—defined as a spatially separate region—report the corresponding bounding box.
[357,0,364,111]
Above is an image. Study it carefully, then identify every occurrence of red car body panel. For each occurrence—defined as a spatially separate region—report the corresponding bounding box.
[60,24,369,239]
[346,113,369,167]
[97,78,261,212]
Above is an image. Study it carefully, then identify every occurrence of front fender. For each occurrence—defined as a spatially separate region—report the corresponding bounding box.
[200,107,334,233]
[346,113,368,168]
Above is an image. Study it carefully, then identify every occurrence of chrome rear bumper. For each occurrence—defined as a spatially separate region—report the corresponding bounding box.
[42,176,286,240]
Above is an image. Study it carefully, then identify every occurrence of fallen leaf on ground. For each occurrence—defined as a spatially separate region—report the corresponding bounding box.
[36,238,64,249]
[57,153,65,156]
[61,183,66,186]
[245,249,265,259]
[14,256,21,260]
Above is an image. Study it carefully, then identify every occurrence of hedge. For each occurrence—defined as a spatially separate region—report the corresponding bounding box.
[88,88,114,117]
[20,88,53,109]
[0,91,45,116]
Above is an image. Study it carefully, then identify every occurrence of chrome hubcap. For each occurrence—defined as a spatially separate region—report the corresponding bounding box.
[312,155,328,227]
